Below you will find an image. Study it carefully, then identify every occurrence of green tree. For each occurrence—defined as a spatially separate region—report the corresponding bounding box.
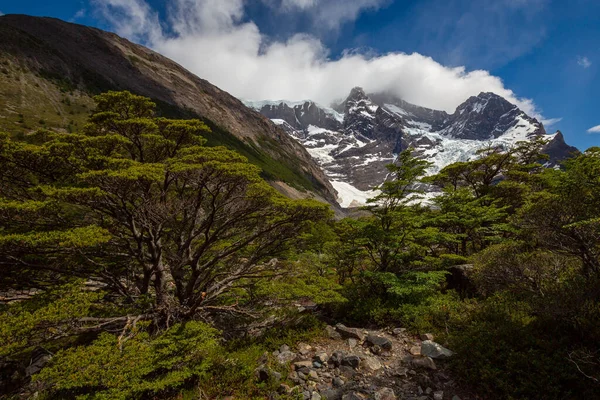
[362,149,433,273]
[0,91,331,331]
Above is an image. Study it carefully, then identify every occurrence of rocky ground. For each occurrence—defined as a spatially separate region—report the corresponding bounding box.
[257,324,474,400]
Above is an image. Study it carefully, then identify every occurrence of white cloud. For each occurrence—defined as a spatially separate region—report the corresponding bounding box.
[94,0,550,120]
[587,125,600,134]
[265,0,387,30]
[71,8,86,21]
[541,117,562,127]
[577,56,592,68]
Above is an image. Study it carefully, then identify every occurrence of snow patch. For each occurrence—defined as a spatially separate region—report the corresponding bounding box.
[331,180,379,208]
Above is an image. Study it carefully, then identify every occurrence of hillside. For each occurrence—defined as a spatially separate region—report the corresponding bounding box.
[0,14,338,205]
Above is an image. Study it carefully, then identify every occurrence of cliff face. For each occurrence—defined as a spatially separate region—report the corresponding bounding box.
[0,15,338,204]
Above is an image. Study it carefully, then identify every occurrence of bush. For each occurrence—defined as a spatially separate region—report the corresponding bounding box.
[36,321,220,400]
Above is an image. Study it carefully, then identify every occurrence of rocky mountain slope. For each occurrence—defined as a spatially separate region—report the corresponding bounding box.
[0,15,337,204]
[246,88,577,207]
[261,323,471,400]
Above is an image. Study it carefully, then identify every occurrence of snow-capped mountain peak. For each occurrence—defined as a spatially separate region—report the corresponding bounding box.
[246,89,577,208]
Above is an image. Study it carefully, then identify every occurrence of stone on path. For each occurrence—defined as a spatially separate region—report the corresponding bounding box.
[412,356,437,370]
[421,340,454,359]
[335,323,365,341]
[366,334,393,351]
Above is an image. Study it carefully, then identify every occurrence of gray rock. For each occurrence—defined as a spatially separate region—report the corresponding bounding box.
[329,351,345,367]
[335,324,365,341]
[298,342,313,356]
[341,355,361,369]
[366,335,392,351]
[409,345,421,356]
[347,338,358,348]
[420,333,435,341]
[339,365,357,379]
[313,361,323,368]
[295,360,315,369]
[314,352,329,363]
[374,387,396,400]
[361,356,383,371]
[278,350,297,364]
[25,354,51,377]
[433,391,444,400]
[326,325,343,340]
[321,389,342,400]
[311,392,322,400]
[308,370,319,381]
[421,340,453,359]
[392,327,407,336]
[333,376,345,387]
[280,344,291,352]
[452,396,462,400]
[412,356,437,370]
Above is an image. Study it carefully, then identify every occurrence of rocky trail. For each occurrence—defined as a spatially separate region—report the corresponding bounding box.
[256,324,474,400]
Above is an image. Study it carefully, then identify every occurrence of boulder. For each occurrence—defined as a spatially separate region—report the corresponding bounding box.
[341,355,361,369]
[335,324,365,341]
[412,356,437,370]
[298,342,313,356]
[361,356,383,371]
[25,354,51,377]
[366,335,392,351]
[333,376,345,387]
[314,352,328,363]
[329,351,345,367]
[409,346,421,356]
[326,325,342,340]
[374,387,396,400]
[421,340,454,359]
[277,350,297,364]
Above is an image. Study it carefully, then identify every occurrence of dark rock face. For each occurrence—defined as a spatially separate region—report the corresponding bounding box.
[443,92,544,140]
[248,87,577,207]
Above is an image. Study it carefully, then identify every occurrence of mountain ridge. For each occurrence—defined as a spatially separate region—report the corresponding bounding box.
[246,88,578,207]
[0,14,338,205]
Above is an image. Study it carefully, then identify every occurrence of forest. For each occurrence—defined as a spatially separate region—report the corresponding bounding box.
[1,91,599,399]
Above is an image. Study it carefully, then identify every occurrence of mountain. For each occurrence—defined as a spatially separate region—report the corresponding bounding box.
[0,15,338,205]
[246,88,578,207]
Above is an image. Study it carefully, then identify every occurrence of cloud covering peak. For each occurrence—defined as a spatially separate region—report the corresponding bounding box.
[94,0,550,120]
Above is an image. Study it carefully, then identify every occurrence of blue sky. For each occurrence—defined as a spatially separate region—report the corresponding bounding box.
[1,0,598,150]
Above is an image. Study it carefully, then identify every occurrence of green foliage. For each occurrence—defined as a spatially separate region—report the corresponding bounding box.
[36,321,220,400]
[0,282,103,358]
